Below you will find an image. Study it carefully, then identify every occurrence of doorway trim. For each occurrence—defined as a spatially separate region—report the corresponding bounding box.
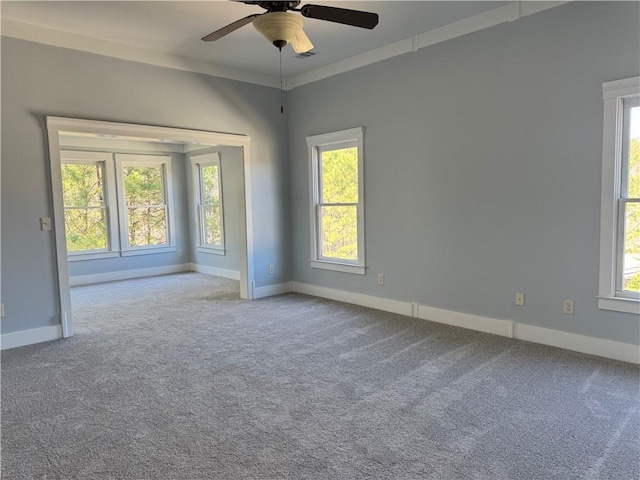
[47,116,255,337]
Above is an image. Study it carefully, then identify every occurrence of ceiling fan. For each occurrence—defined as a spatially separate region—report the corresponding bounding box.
[201,1,379,54]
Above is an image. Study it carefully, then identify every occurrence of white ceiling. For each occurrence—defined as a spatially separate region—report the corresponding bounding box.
[1,1,516,81]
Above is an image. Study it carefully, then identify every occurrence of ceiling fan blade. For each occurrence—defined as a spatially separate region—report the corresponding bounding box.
[201,14,261,42]
[290,28,314,53]
[300,4,378,30]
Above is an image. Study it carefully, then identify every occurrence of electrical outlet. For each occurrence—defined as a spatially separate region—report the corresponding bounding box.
[178,249,183,257]
[378,274,384,285]
[515,293,525,306]
[269,265,275,275]
[563,299,574,315]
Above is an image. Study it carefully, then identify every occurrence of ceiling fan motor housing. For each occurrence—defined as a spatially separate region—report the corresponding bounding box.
[251,1,301,12]
[252,12,304,49]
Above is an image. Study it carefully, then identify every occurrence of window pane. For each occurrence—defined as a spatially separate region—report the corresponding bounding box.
[62,163,104,207]
[127,206,167,247]
[320,205,357,260]
[321,147,358,204]
[64,208,108,251]
[628,106,640,199]
[623,202,640,292]
[201,165,220,205]
[123,165,164,205]
[202,206,222,246]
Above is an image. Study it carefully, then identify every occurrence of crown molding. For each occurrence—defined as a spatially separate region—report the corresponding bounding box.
[2,2,568,92]
[0,18,281,89]
[287,1,568,90]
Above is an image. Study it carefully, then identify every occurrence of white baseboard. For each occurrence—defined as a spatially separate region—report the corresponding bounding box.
[189,263,240,280]
[1,325,63,350]
[255,282,292,299]
[8,277,637,363]
[69,264,190,286]
[290,282,639,364]
[417,305,514,338]
[514,323,639,365]
[291,282,413,317]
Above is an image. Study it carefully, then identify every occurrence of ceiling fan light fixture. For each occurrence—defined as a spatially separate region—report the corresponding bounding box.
[252,12,304,49]
[290,29,314,54]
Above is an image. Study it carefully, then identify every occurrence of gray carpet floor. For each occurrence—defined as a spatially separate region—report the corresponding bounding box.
[1,273,639,479]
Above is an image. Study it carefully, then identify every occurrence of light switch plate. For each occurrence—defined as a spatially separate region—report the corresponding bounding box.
[40,217,52,231]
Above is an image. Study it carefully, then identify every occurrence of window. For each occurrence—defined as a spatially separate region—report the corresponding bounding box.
[307,127,365,274]
[116,154,175,255]
[191,152,225,254]
[599,76,640,314]
[61,152,176,258]
[619,99,640,294]
[61,151,118,260]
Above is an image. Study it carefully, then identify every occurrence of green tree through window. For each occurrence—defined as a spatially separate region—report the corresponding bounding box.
[123,165,167,247]
[62,163,108,252]
[320,147,358,260]
[623,106,640,291]
[200,164,223,246]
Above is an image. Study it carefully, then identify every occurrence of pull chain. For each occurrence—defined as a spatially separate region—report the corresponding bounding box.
[279,47,284,114]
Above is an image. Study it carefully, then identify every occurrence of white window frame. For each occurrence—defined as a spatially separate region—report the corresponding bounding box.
[191,152,226,255]
[60,151,119,261]
[307,127,365,275]
[598,76,640,314]
[115,154,177,256]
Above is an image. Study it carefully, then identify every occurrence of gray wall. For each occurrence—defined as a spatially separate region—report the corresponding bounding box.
[287,2,640,344]
[1,37,290,335]
[186,146,244,273]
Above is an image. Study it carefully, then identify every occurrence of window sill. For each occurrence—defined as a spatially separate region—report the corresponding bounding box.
[68,251,119,262]
[597,295,640,314]
[121,246,177,257]
[197,246,225,256]
[311,260,366,275]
